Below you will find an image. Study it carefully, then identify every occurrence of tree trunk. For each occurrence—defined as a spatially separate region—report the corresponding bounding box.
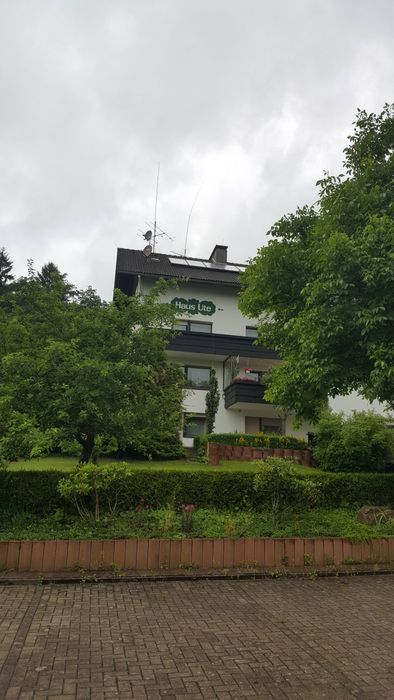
[76,432,96,464]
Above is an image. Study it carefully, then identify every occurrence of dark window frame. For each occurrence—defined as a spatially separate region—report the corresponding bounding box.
[183,365,211,390]
[245,416,283,434]
[183,413,207,438]
[174,319,213,334]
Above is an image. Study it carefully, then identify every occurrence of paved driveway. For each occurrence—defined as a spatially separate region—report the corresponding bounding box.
[0,577,393,699]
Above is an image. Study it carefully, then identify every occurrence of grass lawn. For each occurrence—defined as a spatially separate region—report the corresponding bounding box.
[6,455,320,475]
[0,507,393,541]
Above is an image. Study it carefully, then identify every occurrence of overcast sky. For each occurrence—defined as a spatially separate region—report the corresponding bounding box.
[0,0,393,299]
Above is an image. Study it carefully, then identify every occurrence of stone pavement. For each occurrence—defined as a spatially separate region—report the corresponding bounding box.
[0,577,393,699]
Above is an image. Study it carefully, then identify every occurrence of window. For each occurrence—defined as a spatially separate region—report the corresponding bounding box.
[184,366,210,389]
[244,369,269,385]
[245,416,283,434]
[244,369,260,383]
[245,327,258,338]
[190,321,212,333]
[260,421,282,435]
[183,414,206,438]
[174,320,212,333]
[173,320,188,331]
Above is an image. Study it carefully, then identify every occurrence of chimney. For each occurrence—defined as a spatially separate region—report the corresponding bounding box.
[209,244,228,265]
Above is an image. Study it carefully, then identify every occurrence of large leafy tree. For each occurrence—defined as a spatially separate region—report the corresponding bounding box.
[239,104,394,420]
[0,275,184,462]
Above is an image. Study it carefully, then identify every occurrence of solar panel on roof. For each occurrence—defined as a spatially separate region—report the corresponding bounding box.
[169,257,190,266]
[169,256,245,273]
[205,262,244,272]
[188,260,208,268]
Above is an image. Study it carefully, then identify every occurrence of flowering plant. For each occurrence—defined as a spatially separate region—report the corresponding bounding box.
[181,503,196,532]
[134,496,150,528]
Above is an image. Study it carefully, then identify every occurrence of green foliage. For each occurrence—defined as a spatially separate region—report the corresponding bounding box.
[36,261,77,301]
[58,462,134,521]
[2,466,394,516]
[194,432,307,458]
[313,411,394,472]
[0,470,67,513]
[205,369,220,434]
[253,458,319,523]
[1,507,394,542]
[0,411,57,460]
[239,105,394,420]
[0,270,184,463]
[0,247,14,293]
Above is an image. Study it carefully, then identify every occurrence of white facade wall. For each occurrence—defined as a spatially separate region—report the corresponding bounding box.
[329,393,393,421]
[140,278,258,335]
[138,272,391,447]
[177,354,314,447]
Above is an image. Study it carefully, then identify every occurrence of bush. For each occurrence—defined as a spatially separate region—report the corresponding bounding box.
[313,411,394,472]
[2,466,394,516]
[0,411,57,461]
[253,458,320,523]
[194,432,308,459]
[58,462,134,521]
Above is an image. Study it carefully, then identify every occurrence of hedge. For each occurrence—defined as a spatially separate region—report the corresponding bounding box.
[1,469,394,515]
[194,432,308,458]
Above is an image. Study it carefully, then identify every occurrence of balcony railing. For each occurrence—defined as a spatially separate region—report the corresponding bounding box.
[224,379,271,409]
[167,331,278,359]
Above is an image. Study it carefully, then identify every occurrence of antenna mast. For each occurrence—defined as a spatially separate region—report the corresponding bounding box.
[153,162,160,252]
[184,183,203,257]
[138,163,173,254]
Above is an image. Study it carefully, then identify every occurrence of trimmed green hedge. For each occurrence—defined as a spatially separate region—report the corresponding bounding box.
[1,469,394,515]
[194,432,308,458]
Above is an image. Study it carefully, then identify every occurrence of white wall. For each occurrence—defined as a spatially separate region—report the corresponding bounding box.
[141,278,257,335]
[140,273,391,445]
[178,354,311,446]
[329,392,393,420]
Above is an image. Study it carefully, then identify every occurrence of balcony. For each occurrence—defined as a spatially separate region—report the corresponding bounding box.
[224,379,271,409]
[167,331,278,359]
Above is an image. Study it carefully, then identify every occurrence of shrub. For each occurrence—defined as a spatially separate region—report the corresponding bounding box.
[1,467,394,516]
[253,458,320,523]
[313,411,394,472]
[194,432,307,458]
[0,411,57,460]
[58,462,134,521]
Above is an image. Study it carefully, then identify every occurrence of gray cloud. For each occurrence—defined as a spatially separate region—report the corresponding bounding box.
[0,0,393,298]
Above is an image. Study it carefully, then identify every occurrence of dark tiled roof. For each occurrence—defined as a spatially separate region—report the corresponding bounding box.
[115,248,244,286]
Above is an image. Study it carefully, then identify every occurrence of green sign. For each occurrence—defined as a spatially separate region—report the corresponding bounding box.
[171,297,216,316]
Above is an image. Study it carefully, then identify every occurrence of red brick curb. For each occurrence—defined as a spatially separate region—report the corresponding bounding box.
[1,536,393,574]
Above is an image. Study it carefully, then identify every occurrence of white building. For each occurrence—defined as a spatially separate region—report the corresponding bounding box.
[114,243,392,447]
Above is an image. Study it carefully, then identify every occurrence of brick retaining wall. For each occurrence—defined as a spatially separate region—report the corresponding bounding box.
[0,537,393,573]
[208,442,312,466]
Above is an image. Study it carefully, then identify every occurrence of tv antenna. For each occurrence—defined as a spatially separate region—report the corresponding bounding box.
[184,183,203,257]
[137,163,173,254]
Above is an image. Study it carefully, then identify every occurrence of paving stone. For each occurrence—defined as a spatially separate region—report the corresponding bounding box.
[0,578,394,698]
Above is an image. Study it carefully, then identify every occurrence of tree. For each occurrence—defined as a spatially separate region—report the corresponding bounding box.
[205,369,220,433]
[0,248,14,293]
[312,410,394,473]
[36,262,76,301]
[239,104,394,420]
[0,276,184,462]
